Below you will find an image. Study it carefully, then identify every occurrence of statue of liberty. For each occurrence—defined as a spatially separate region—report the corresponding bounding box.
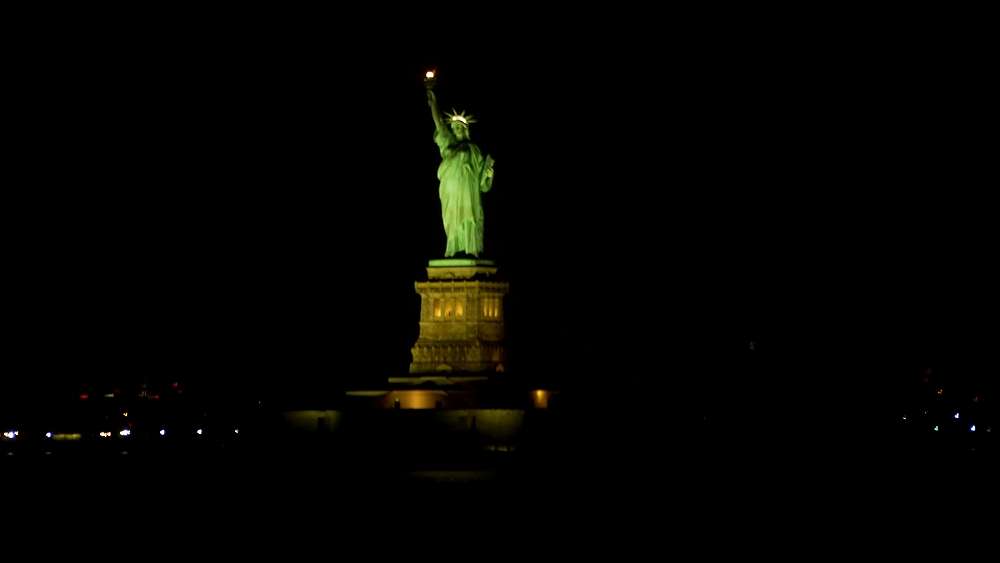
[426,77,495,257]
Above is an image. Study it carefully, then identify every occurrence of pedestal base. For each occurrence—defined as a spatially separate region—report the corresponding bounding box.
[409,259,509,374]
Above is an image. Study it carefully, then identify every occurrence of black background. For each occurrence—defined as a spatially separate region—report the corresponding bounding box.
[2,10,995,425]
[1,9,996,545]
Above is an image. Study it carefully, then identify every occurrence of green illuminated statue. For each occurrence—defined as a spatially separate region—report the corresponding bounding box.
[426,79,495,257]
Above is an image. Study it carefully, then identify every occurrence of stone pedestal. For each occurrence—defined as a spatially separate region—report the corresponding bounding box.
[409,259,509,373]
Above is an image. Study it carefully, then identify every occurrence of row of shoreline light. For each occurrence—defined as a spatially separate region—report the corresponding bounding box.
[3,428,240,441]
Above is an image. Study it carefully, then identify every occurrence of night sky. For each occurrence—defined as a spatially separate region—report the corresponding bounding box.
[4,15,995,414]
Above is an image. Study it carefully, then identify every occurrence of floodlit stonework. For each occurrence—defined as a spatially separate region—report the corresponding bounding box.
[410,260,509,373]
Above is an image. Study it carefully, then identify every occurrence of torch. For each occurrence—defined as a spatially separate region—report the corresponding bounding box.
[424,69,436,90]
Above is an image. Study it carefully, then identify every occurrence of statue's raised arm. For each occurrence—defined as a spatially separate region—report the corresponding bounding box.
[427,89,447,134]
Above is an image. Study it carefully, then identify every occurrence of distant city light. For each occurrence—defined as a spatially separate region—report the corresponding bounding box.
[234,429,240,435]
[45,432,53,439]
[99,432,112,438]
[122,412,128,417]
[159,429,167,436]
[119,429,131,437]
[901,415,908,422]
[954,412,960,420]
[3,431,15,440]
[196,429,203,436]
[970,425,976,432]
[933,426,939,432]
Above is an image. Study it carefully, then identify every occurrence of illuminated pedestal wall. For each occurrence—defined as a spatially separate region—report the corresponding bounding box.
[409,260,509,373]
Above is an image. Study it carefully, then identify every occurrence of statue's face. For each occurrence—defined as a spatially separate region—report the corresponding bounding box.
[450,122,469,140]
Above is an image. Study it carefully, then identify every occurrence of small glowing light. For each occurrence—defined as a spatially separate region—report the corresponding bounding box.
[99,431,112,438]
[45,432,53,439]
[970,425,976,432]
[2,431,15,440]
[901,415,907,422]
[13,431,17,437]
[425,71,435,79]
[122,412,128,417]
[234,429,240,435]
[159,429,166,436]
[954,412,960,419]
[196,429,203,436]
[933,425,939,432]
[119,429,131,437]
[532,389,551,409]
